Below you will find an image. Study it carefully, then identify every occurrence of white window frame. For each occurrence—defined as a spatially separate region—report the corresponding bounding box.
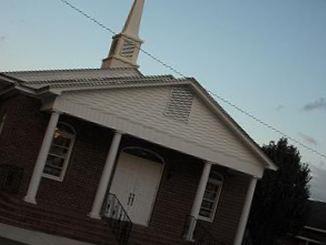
[198,171,223,222]
[0,113,7,135]
[42,122,76,182]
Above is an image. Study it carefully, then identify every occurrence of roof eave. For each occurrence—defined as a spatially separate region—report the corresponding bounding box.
[0,73,56,97]
[187,78,278,172]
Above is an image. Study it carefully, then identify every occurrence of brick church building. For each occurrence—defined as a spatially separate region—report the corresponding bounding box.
[0,1,277,244]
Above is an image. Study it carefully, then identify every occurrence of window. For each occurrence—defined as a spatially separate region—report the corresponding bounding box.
[42,123,76,181]
[199,171,223,222]
[0,113,6,135]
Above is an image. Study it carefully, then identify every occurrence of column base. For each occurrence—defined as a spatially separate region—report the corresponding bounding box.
[88,212,102,220]
[23,195,37,205]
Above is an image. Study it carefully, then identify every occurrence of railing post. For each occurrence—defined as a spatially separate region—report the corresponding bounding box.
[103,193,133,245]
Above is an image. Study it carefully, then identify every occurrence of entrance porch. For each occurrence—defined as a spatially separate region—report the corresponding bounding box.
[18,111,255,245]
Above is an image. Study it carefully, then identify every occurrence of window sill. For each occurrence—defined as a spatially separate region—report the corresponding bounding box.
[42,174,64,182]
[198,215,214,223]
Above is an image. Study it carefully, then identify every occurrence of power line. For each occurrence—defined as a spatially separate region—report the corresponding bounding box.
[208,91,326,159]
[58,0,326,160]
[59,0,186,77]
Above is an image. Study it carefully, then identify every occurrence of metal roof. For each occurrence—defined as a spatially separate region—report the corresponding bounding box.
[3,67,143,89]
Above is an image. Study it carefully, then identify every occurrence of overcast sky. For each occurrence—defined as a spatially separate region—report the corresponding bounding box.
[0,0,325,201]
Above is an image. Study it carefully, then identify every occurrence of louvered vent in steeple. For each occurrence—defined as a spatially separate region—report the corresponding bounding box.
[120,39,136,58]
[101,0,145,69]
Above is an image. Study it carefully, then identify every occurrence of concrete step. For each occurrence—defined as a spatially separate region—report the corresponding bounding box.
[0,194,119,245]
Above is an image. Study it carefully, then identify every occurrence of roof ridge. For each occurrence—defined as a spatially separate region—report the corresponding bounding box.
[25,74,176,85]
[47,77,190,89]
[2,67,139,74]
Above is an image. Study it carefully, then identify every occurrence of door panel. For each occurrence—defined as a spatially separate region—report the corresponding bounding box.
[109,152,163,226]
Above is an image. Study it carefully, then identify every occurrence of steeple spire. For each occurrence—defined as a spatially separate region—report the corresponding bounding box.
[122,0,144,40]
[101,0,145,69]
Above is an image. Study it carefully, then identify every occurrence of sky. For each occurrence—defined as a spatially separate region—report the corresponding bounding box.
[0,0,325,201]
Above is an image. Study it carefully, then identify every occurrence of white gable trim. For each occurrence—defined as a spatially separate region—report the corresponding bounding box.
[188,80,277,171]
[53,97,265,177]
[48,78,276,171]
[48,80,190,95]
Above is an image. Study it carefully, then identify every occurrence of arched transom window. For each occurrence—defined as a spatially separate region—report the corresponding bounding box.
[199,170,223,222]
[42,123,76,181]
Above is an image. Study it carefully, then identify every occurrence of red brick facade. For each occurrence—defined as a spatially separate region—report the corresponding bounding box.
[0,94,50,198]
[0,94,251,245]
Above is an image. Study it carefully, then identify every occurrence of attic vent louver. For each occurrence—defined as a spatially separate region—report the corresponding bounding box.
[164,86,194,123]
[120,39,136,58]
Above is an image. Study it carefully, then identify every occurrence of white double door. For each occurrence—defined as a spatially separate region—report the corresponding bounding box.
[109,152,163,226]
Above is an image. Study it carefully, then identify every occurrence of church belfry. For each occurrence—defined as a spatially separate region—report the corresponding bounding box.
[101,0,145,69]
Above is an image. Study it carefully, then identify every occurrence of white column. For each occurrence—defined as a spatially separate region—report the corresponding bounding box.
[24,111,60,204]
[185,161,212,241]
[234,176,258,245]
[89,131,123,219]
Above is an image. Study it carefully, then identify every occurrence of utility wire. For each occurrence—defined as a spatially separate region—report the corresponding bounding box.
[59,0,186,77]
[209,91,326,159]
[58,0,326,160]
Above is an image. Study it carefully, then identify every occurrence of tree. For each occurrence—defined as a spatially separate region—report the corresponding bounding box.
[248,138,311,245]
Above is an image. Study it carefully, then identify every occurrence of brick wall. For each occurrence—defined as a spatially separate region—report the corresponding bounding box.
[0,94,250,245]
[0,94,114,214]
[198,170,251,245]
[0,94,50,197]
[37,114,113,213]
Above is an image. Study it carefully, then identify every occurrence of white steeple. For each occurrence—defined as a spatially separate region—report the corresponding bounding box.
[101,0,145,69]
[122,0,144,40]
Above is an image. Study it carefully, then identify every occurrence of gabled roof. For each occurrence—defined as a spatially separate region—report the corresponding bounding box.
[0,68,277,173]
[3,67,142,88]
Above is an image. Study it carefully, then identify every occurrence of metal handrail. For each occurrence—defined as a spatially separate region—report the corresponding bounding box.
[102,193,133,245]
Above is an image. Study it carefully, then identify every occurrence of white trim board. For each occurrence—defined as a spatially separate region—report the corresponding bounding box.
[53,98,265,177]
[0,223,95,245]
[1,72,277,173]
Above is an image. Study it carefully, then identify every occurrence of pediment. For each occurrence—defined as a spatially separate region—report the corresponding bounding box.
[52,83,274,177]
